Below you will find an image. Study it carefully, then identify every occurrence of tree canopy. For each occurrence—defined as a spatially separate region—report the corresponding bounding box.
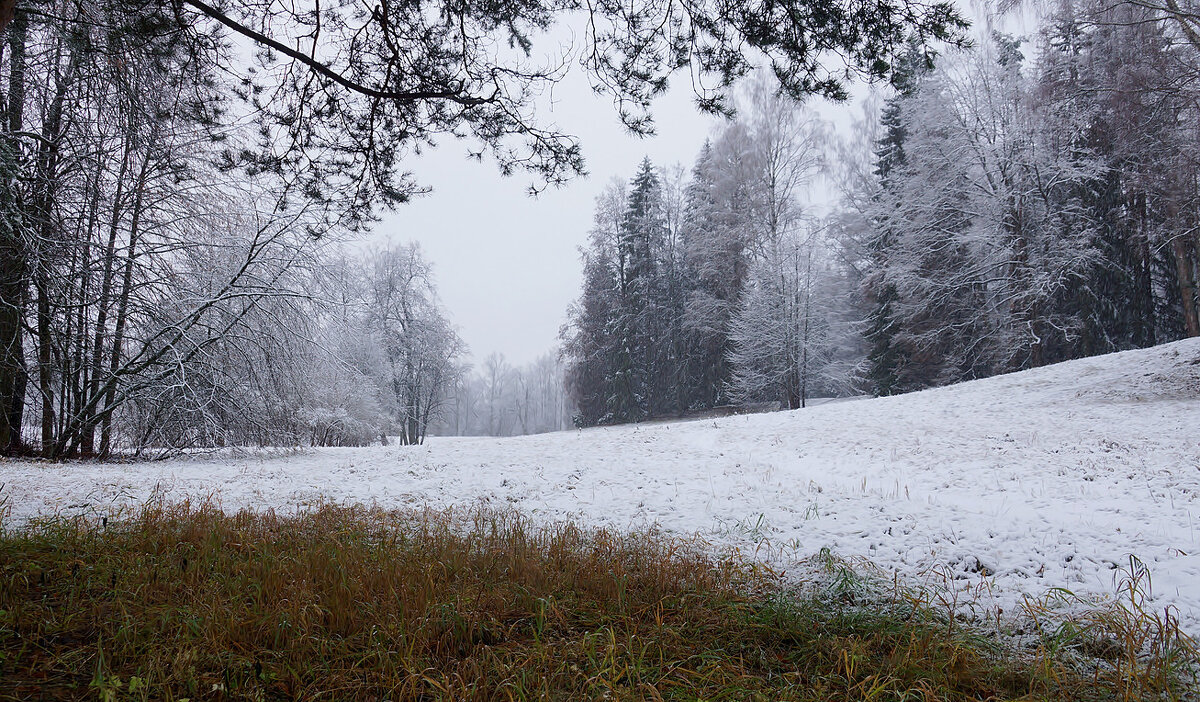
[119,0,964,225]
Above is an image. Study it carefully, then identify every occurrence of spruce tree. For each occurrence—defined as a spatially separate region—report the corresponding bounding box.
[863,41,933,396]
[610,158,664,421]
[680,142,739,410]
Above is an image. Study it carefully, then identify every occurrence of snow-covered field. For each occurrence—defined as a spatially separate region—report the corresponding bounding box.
[3,339,1200,632]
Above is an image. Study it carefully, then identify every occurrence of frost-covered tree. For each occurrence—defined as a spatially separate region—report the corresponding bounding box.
[730,230,852,408]
[565,161,683,425]
[566,76,859,424]
[869,36,1105,383]
[430,351,571,437]
[835,9,1199,396]
[367,243,464,445]
[564,182,626,426]
[858,41,936,395]
[723,76,842,408]
[1037,0,1200,348]
[680,136,756,410]
[614,158,669,420]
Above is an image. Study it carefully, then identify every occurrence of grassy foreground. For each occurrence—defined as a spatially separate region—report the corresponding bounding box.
[0,502,1195,701]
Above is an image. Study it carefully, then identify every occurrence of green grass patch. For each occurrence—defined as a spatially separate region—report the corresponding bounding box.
[0,501,1194,700]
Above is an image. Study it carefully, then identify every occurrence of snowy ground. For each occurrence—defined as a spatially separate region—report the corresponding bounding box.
[3,339,1200,633]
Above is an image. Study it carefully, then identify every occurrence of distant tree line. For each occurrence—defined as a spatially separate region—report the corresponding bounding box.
[427,353,572,438]
[564,0,1200,425]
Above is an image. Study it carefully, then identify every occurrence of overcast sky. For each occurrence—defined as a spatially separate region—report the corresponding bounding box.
[364,65,727,367]
[364,6,1020,368]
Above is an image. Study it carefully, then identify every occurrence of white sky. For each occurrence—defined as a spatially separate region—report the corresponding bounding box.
[366,68,726,367]
[365,5,1025,368]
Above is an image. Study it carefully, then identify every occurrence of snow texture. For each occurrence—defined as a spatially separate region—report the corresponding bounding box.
[3,339,1199,631]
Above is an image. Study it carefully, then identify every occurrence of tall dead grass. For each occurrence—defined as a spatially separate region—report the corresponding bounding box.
[0,500,1194,700]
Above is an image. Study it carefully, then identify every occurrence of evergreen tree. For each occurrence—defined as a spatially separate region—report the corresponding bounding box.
[862,41,935,395]
[610,158,666,421]
[564,182,628,426]
[680,141,747,410]
[1038,0,1198,351]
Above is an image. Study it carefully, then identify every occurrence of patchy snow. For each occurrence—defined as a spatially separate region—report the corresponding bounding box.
[3,339,1200,632]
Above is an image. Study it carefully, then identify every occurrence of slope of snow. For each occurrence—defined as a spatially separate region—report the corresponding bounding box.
[3,339,1199,631]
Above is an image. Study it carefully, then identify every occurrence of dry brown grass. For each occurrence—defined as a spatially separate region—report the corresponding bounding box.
[0,500,1194,700]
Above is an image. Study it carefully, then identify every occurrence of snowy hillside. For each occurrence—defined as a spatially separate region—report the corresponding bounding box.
[4,339,1200,631]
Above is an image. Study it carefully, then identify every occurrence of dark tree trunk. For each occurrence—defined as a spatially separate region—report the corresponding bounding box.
[68,159,105,455]
[0,8,27,453]
[35,278,52,455]
[1171,236,1199,338]
[81,139,132,454]
[1136,191,1156,347]
[32,34,79,458]
[0,164,25,452]
[99,151,151,457]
